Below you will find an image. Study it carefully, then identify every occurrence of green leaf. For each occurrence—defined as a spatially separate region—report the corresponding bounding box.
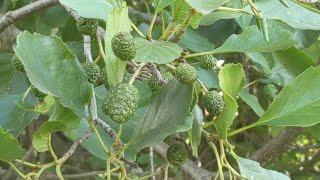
[245,0,320,30]
[49,102,80,130]
[239,90,265,117]
[126,80,193,161]
[0,95,37,136]
[200,10,241,26]
[268,47,315,86]
[202,0,320,30]
[41,6,70,28]
[295,30,320,48]
[236,156,290,180]
[59,0,113,20]
[184,0,228,14]
[213,25,295,53]
[34,95,55,113]
[0,53,15,94]
[154,0,174,12]
[180,28,215,52]
[0,128,24,162]
[218,64,245,97]
[189,105,203,157]
[247,52,270,72]
[257,66,320,127]
[104,5,132,87]
[15,32,92,118]
[302,40,320,63]
[215,93,238,139]
[197,68,219,89]
[134,38,183,64]
[306,124,320,140]
[172,0,202,29]
[32,121,68,152]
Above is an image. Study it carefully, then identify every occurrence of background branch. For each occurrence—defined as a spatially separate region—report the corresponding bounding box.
[129,8,162,25]
[250,127,303,164]
[0,0,58,33]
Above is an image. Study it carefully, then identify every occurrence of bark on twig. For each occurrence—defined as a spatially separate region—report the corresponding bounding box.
[148,63,166,85]
[61,129,93,161]
[251,127,303,164]
[0,0,58,33]
[149,146,156,180]
[0,1,161,34]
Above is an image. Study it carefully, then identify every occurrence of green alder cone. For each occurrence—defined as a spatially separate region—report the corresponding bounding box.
[11,55,24,72]
[102,83,139,123]
[166,143,188,166]
[198,55,217,70]
[76,18,99,36]
[148,72,173,93]
[263,83,278,99]
[82,62,101,83]
[203,90,224,117]
[30,85,46,99]
[174,63,198,85]
[111,32,137,61]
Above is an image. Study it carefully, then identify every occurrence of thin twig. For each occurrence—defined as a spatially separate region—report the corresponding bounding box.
[148,63,166,85]
[149,146,156,180]
[58,129,93,163]
[208,142,224,180]
[83,35,94,63]
[131,22,146,38]
[63,171,105,179]
[129,62,146,85]
[171,9,195,43]
[48,135,58,163]
[163,163,170,180]
[8,162,26,179]
[93,118,119,141]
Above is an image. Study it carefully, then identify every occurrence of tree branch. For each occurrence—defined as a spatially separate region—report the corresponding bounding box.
[59,129,93,162]
[93,118,118,141]
[251,127,303,165]
[0,0,58,33]
[0,1,161,34]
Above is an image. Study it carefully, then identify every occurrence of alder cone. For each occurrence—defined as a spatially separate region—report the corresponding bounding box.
[166,143,188,166]
[82,62,101,83]
[76,18,98,36]
[198,54,217,70]
[11,55,24,72]
[111,32,137,61]
[203,90,224,117]
[102,83,139,123]
[174,63,197,85]
[30,85,46,99]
